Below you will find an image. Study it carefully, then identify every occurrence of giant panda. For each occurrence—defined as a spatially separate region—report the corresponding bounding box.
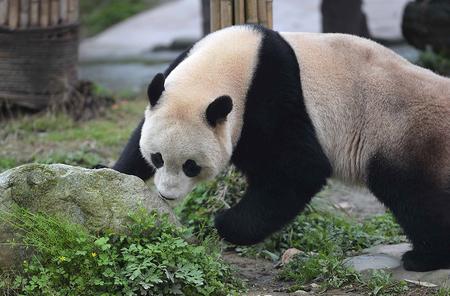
[109,25,450,272]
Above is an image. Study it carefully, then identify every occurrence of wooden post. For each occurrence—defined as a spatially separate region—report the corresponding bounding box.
[220,0,232,28]
[210,0,221,32]
[8,0,20,29]
[201,0,210,35]
[234,0,245,25]
[266,0,273,29]
[0,0,8,26]
[20,0,30,28]
[257,0,267,27]
[40,0,49,27]
[246,0,258,24]
[30,0,39,26]
[50,0,59,25]
[68,0,78,22]
[59,0,68,24]
[210,0,273,32]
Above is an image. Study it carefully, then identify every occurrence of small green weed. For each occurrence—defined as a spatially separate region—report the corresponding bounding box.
[437,287,450,296]
[176,167,246,239]
[363,270,409,296]
[279,250,360,290]
[281,255,409,295]
[0,208,244,296]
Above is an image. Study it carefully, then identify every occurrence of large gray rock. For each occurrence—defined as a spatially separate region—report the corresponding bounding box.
[0,163,177,269]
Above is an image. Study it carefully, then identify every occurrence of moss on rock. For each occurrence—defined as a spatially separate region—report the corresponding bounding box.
[0,163,177,269]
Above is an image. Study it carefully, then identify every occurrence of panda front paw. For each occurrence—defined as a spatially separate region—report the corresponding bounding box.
[214,209,266,246]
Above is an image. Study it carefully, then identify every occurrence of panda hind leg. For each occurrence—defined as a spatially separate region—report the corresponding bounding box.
[367,153,450,272]
[397,189,450,271]
[379,189,450,271]
[402,249,450,272]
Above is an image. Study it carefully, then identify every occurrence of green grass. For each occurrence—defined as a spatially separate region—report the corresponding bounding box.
[176,169,405,260]
[272,211,410,294]
[5,100,144,146]
[0,208,244,296]
[175,167,246,239]
[0,157,17,171]
[0,97,146,173]
[437,287,450,296]
[33,150,103,168]
[282,259,409,295]
[280,251,360,290]
[80,0,162,37]
[363,270,409,296]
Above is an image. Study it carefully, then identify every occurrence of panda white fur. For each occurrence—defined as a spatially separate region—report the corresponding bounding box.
[109,25,450,272]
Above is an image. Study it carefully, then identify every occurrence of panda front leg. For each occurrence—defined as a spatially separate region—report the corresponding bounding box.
[215,171,329,245]
[111,118,155,181]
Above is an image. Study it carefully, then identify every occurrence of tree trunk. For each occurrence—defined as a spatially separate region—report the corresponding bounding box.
[201,0,211,36]
[321,0,371,38]
[402,0,450,56]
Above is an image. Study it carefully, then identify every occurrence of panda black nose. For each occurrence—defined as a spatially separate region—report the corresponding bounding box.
[158,192,176,201]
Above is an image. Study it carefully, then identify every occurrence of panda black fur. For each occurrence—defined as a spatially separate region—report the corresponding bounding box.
[109,25,450,272]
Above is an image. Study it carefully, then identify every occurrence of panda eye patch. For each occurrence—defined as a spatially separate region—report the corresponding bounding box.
[150,153,164,168]
[183,159,202,177]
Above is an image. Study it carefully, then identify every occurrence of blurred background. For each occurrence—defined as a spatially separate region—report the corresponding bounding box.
[1,1,450,295]
[1,0,449,106]
[0,0,449,218]
[78,0,448,93]
[0,0,449,223]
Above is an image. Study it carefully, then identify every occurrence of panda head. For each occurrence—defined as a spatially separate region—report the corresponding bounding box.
[139,73,234,201]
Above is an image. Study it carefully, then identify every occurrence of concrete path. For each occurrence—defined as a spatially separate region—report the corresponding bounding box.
[79,0,411,61]
[80,0,201,61]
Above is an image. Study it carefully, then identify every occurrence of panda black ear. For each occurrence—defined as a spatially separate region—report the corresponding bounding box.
[206,95,233,127]
[147,73,165,107]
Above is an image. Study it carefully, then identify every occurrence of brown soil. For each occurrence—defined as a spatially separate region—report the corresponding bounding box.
[222,251,292,296]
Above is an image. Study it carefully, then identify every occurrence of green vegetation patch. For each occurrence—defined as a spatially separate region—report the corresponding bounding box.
[418,50,450,77]
[80,0,162,37]
[0,157,18,171]
[0,96,146,173]
[176,169,415,294]
[176,169,405,260]
[0,208,244,296]
[176,168,246,239]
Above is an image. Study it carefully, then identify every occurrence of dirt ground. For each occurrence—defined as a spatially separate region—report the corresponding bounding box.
[224,248,440,296]
[223,251,292,296]
[322,181,386,220]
